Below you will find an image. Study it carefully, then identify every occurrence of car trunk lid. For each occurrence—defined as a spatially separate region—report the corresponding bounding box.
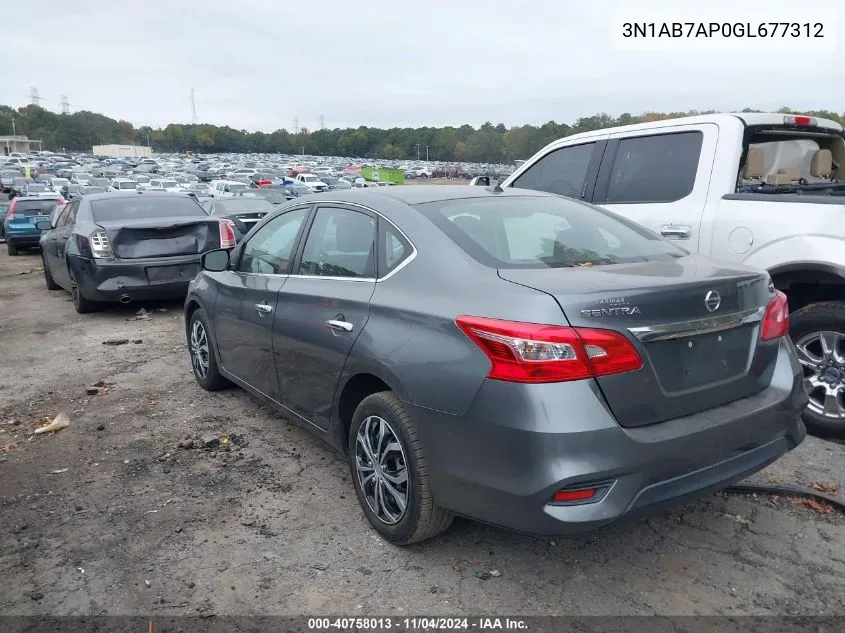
[97,217,220,259]
[498,255,779,427]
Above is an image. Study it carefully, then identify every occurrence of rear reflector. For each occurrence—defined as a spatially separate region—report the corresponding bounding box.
[552,488,597,503]
[760,290,789,341]
[455,316,643,383]
[219,219,236,249]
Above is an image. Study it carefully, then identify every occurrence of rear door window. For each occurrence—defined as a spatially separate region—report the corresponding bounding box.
[511,143,597,199]
[299,207,376,278]
[602,132,703,203]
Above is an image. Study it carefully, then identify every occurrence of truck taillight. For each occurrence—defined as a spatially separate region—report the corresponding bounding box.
[6,199,17,220]
[760,291,789,341]
[455,316,643,383]
[784,115,816,126]
[89,229,113,259]
[219,220,236,249]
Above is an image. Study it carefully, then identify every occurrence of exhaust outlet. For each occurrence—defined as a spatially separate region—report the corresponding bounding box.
[119,295,132,304]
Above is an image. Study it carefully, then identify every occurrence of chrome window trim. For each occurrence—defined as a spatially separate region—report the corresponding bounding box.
[628,306,765,343]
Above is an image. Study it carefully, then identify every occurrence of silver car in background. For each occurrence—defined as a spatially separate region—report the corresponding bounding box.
[185,186,806,544]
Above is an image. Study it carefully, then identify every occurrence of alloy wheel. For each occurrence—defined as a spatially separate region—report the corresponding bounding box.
[795,330,845,421]
[355,415,409,525]
[190,320,210,380]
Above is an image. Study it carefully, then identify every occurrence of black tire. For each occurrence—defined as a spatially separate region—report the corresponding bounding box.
[348,391,453,544]
[68,267,101,314]
[187,308,230,391]
[790,301,845,439]
[7,242,18,256]
[42,254,60,290]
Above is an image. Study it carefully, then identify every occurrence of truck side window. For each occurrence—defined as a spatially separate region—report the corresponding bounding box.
[604,132,703,204]
[511,143,596,199]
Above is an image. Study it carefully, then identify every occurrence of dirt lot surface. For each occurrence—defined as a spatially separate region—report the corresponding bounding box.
[1,242,844,618]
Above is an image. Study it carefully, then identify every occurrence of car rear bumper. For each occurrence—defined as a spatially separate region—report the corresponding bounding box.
[69,254,201,303]
[6,231,42,246]
[410,337,807,535]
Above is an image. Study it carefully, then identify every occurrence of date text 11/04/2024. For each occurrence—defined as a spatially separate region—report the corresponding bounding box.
[622,22,825,38]
[307,617,529,630]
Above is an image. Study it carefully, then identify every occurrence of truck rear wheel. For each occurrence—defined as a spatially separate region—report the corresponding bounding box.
[790,301,845,439]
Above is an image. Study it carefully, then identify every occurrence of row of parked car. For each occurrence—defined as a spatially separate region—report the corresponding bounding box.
[2,110,842,546]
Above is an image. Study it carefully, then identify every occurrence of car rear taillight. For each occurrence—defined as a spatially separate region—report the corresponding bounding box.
[6,199,17,220]
[89,229,113,259]
[455,316,643,383]
[219,219,236,249]
[760,291,789,341]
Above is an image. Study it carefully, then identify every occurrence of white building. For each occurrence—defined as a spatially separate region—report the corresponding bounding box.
[92,144,152,158]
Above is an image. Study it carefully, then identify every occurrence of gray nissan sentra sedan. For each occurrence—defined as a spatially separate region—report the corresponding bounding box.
[184,185,807,544]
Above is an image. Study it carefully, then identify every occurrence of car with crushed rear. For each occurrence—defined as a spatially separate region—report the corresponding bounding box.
[37,191,237,313]
[184,186,807,544]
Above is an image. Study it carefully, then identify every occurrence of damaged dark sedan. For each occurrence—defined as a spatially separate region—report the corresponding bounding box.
[37,191,236,313]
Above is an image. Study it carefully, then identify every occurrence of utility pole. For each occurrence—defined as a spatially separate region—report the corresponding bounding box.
[191,88,198,124]
[29,87,41,106]
[293,117,300,134]
[60,95,70,114]
[416,144,420,161]
[11,114,15,136]
[319,115,324,130]
[426,145,430,161]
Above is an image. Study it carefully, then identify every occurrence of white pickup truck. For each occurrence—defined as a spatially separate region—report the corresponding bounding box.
[295,173,329,192]
[502,112,845,438]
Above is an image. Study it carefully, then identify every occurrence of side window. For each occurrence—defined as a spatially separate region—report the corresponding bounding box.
[62,201,79,227]
[379,223,412,277]
[299,207,376,278]
[512,143,596,199]
[237,208,309,275]
[54,205,71,227]
[216,183,225,192]
[604,132,703,204]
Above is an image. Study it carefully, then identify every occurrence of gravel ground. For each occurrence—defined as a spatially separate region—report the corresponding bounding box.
[0,239,844,617]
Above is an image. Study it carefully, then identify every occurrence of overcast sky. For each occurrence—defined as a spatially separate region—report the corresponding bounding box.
[3,0,843,132]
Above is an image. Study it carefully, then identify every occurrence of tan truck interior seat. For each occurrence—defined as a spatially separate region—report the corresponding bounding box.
[810,149,833,180]
[741,147,765,183]
[767,167,801,185]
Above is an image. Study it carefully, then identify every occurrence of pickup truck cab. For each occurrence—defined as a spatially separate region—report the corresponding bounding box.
[503,112,845,438]
[294,173,328,192]
[209,180,250,198]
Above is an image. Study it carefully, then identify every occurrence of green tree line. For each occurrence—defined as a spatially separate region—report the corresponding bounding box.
[1,104,843,163]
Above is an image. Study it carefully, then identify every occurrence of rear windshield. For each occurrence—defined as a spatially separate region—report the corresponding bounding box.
[91,197,208,222]
[15,200,60,216]
[117,181,138,189]
[416,196,685,269]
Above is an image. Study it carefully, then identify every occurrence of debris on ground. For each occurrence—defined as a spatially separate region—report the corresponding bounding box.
[33,413,70,435]
[474,571,491,580]
[791,496,834,514]
[17,268,43,276]
[134,339,143,344]
[102,339,129,346]
[86,380,113,396]
[49,468,69,474]
[1,442,19,454]
[811,481,838,496]
[489,569,502,577]
[722,513,752,525]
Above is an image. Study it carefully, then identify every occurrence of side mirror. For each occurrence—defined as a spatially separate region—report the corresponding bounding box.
[201,248,230,272]
[35,219,53,230]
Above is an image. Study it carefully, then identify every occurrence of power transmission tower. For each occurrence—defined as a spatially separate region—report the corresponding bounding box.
[60,95,70,114]
[191,88,198,124]
[293,117,300,134]
[29,87,41,106]
[319,115,325,130]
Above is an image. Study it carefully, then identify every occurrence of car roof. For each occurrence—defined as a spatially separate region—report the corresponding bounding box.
[304,184,556,206]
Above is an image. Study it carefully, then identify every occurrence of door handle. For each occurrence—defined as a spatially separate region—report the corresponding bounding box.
[254,303,273,316]
[326,319,353,332]
[660,225,691,239]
